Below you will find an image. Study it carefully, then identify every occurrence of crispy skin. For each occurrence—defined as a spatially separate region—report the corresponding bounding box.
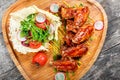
[61,7,75,19]
[61,44,88,57]
[66,20,79,33]
[64,32,74,46]
[72,25,93,44]
[74,6,90,26]
[52,60,78,72]
[61,6,89,27]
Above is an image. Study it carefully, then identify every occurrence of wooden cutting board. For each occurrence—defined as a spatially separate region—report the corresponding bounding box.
[2,0,108,80]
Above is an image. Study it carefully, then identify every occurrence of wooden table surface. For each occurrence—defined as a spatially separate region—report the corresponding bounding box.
[0,0,120,80]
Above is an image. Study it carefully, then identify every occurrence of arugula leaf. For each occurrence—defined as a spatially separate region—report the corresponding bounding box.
[27,13,36,21]
[20,30,28,37]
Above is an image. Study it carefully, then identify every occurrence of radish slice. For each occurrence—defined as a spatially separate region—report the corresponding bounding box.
[55,72,65,80]
[94,21,104,30]
[50,3,59,13]
[36,13,46,23]
[17,31,26,41]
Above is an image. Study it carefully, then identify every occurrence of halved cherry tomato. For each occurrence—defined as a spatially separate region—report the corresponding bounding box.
[32,52,48,66]
[29,41,41,49]
[35,22,47,30]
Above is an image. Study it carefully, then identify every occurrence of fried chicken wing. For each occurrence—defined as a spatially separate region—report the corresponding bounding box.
[52,60,78,72]
[74,6,90,26]
[72,25,93,44]
[61,7,75,19]
[61,44,88,57]
[61,6,89,27]
[64,32,75,46]
[66,20,79,33]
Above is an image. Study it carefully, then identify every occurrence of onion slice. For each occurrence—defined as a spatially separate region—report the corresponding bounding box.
[55,72,65,80]
[50,3,59,13]
[48,24,55,40]
[36,13,46,23]
[49,24,55,34]
[17,31,26,41]
[94,21,104,30]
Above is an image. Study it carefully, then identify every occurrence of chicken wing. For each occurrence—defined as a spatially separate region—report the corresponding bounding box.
[64,32,75,46]
[74,6,90,26]
[72,25,93,44]
[66,20,79,33]
[61,7,75,19]
[52,60,78,72]
[61,44,88,57]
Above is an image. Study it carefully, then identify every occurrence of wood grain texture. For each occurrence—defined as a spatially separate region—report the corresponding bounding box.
[2,0,107,80]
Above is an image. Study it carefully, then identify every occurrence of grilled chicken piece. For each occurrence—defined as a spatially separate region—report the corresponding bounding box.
[72,25,93,44]
[61,44,88,57]
[61,7,75,19]
[64,32,75,46]
[64,35,71,46]
[66,20,79,33]
[61,6,89,27]
[52,60,78,72]
[74,6,90,26]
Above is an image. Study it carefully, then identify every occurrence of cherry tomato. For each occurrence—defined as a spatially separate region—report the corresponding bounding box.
[35,22,46,30]
[29,41,41,49]
[32,52,48,66]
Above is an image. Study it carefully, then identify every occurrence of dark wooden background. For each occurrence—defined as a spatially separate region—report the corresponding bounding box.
[0,0,120,80]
